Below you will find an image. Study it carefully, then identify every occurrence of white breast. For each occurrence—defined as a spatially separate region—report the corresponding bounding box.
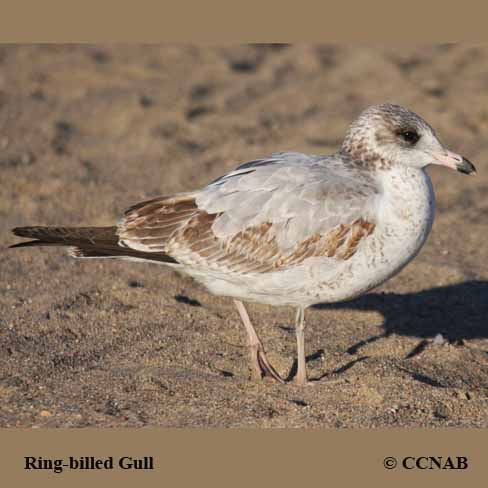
[376,166,435,266]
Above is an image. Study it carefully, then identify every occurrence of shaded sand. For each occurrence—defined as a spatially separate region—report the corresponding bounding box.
[0,44,487,427]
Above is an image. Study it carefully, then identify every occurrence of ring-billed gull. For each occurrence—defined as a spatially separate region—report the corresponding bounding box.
[11,104,476,385]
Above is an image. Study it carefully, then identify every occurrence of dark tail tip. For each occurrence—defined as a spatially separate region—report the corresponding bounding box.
[10,227,46,248]
[9,240,43,249]
[12,227,36,238]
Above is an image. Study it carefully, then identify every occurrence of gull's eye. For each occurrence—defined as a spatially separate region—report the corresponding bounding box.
[399,130,420,144]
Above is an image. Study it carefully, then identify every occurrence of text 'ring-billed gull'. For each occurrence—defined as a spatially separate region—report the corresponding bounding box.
[11,104,476,385]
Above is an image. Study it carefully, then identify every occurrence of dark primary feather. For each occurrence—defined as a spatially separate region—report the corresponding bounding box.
[11,226,118,246]
[10,226,178,264]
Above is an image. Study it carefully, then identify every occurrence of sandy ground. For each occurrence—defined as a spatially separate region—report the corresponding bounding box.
[0,44,487,427]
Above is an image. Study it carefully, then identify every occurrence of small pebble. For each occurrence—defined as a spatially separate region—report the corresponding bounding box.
[139,95,153,108]
[128,280,144,288]
[433,333,447,346]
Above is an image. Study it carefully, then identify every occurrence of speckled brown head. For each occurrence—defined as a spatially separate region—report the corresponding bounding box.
[341,104,476,174]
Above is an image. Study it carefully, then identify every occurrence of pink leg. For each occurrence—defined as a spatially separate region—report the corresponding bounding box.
[294,307,309,385]
[233,299,285,384]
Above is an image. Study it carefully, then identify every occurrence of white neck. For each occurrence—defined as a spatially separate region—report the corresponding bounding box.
[377,165,435,256]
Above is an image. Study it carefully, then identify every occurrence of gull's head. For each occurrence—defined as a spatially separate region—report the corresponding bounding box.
[341,104,476,175]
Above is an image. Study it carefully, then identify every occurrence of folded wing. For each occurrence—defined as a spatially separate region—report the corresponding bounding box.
[118,152,380,274]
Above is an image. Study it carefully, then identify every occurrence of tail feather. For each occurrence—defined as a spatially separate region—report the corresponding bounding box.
[10,226,178,264]
[11,226,118,245]
[10,239,67,249]
[69,245,178,263]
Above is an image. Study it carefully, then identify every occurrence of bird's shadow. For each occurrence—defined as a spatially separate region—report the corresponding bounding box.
[312,280,488,355]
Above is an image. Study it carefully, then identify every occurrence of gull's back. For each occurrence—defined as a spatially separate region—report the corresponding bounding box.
[196,152,380,251]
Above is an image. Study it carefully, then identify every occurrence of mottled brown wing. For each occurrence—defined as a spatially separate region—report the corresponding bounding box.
[119,194,375,274]
[171,214,375,273]
[118,193,200,253]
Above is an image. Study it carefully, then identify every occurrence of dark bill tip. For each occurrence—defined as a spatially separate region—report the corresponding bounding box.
[457,157,477,175]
